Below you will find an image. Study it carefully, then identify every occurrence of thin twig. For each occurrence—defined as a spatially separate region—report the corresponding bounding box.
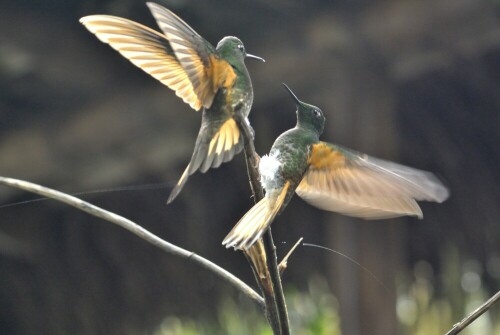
[0,176,264,308]
[444,290,500,335]
[236,117,291,335]
[279,237,303,275]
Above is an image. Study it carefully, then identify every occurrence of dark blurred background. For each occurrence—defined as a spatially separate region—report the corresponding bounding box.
[0,0,499,334]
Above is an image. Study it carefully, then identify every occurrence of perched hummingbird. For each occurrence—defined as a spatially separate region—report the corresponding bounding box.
[80,3,264,203]
[223,84,449,250]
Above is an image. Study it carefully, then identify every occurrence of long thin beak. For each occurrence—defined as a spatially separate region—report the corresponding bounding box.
[282,83,301,105]
[246,53,265,62]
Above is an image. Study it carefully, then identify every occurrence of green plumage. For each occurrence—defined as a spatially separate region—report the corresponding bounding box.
[259,85,326,208]
[224,84,449,250]
[168,36,258,202]
[79,3,264,204]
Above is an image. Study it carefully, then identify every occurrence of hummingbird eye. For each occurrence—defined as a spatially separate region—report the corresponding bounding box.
[238,44,245,53]
[313,109,321,118]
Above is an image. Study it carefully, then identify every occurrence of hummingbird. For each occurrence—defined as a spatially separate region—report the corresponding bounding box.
[223,84,449,250]
[80,2,264,203]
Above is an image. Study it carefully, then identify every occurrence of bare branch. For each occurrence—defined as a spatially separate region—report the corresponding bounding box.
[444,290,500,335]
[0,176,264,308]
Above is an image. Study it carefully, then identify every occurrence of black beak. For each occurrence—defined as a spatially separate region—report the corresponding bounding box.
[246,53,265,62]
[282,83,301,105]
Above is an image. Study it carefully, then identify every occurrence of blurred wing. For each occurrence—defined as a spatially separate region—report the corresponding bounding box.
[296,142,449,219]
[80,15,203,110]
[147,3,236,108]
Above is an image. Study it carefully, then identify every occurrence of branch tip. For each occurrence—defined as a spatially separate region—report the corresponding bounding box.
[279,237,303,274]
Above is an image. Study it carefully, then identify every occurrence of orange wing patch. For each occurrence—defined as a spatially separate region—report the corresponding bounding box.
[164,51,235,109]
[297,142,426,219]
[187,55,236,109]
[210,55,237,89]
[309,142,346,169]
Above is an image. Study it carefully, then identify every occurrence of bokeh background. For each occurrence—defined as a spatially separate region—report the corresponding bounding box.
[0,0,499,334]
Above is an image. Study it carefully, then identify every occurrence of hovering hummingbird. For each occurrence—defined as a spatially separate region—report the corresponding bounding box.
[223,84,449,250]
[80,3,264,203]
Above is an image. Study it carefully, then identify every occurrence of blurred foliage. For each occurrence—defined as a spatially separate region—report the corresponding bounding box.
[397,246,500,335]
[153,276,341,335]
[153,249,500,335]
[1,0,499,334]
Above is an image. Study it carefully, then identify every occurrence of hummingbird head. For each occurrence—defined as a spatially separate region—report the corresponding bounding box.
[216,36,265,64]
[283,83,325,135]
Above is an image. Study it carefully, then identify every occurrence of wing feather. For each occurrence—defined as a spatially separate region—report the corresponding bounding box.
[296,142,449,219]
[80,15,203,110]
[146,3,236,109]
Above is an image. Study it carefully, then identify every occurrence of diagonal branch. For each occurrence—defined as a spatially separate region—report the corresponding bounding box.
[444,289,500,335]
[0,176,264,308]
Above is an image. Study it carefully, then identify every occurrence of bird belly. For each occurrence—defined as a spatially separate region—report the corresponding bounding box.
[229,72,253,118]
[230,88,252,118]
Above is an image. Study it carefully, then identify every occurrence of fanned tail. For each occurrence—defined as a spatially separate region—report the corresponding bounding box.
[167,118,244,204]
[223,182,290,250]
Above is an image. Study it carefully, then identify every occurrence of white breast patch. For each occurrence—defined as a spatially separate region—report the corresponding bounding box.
[259,151,281,191]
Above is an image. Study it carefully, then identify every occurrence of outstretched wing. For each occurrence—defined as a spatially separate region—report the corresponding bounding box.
[296,142,449,219]
[80,3,236,111]
[80,15,203,110]
[146,2,236,109]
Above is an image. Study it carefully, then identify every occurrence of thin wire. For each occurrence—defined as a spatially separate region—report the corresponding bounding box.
[302,242,389,293]
[0,182,172,209]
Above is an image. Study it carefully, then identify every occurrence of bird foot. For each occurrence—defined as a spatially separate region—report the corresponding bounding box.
[254,153,260,167]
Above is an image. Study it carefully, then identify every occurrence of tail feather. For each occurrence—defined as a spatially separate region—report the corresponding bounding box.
[200,118,242,172]
[167,118,244,204]
[167,164,190,204]
[223,182,290,250]
[223,198,273,250]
